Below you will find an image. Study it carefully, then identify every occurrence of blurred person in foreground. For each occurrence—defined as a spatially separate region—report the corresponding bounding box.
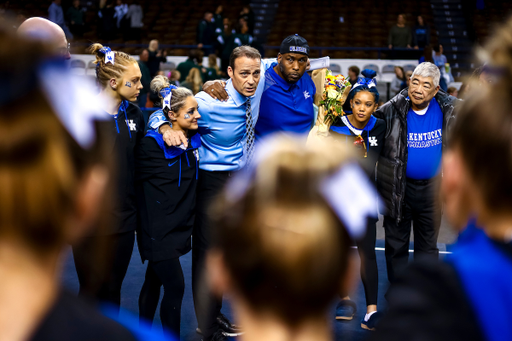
[17,17,71,60]
[371,16,512,341]
[208,134,378,341]
[0,27,165,341]
[375,62,461,283]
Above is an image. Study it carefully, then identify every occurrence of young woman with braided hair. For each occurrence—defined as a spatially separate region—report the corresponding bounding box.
[71,43,145,312]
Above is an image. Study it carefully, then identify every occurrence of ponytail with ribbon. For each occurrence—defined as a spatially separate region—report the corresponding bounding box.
[159,84,178,113]
[99,46,115,65]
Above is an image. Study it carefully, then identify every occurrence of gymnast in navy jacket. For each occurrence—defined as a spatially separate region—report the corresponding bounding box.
[135,76,201,338]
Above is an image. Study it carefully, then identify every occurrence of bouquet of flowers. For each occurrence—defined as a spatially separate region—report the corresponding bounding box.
[319,70,352,127]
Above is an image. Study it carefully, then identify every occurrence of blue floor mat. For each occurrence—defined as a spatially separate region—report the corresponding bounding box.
[61,242,407,341]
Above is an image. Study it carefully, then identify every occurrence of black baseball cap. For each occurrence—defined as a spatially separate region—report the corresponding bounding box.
[279,34,310,56]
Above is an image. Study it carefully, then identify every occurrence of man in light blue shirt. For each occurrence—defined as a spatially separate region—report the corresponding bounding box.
[151,46,271,341]
[149,59,275,171]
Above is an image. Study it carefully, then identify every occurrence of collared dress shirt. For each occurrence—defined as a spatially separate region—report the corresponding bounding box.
[147,59,275,171]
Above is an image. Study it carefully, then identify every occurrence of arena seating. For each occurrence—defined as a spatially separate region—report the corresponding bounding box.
[5,0,245,55]
[471,0,512,44]
[265,0,436,59]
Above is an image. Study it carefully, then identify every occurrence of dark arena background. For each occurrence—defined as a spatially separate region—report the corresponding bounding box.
[2,1,512,341]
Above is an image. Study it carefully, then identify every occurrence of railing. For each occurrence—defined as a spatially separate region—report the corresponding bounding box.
[72,42,422,59]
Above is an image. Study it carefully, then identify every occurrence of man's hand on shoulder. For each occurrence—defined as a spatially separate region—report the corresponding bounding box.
[159,124,188,148]
[203,80,228,101]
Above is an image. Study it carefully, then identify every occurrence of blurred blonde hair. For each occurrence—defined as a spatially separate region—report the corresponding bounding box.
[0,34,111,256]
[185,67,203,94]
[450,14,512,214]
[211,135,355,326]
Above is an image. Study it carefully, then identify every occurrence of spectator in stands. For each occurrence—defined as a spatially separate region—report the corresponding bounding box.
[147,39,167,78]
[138,49,152,114]
[405,70,413,87]
[238,5,255,35]
[374,62,460,284]
[126,0,143,40]
[177,49,201,83]
[218,18,236,75]
[213,5,224,32]
[348,65,360,86]
[114,0,128,28]
[432,44,448,91]
[170,70,181,87]
[197,11,217,55]
[204,54,222,82]
[13,11,28,30]
[98,0,117,41]
[48,0,73,39]
[447,86,458,97]
[413,15,430,49]
[67,0,85,38]
[388,14,411,53]
[181,68,203,95]
[390,66,406,95]
[234,18,254,46]
[18,17,71,60]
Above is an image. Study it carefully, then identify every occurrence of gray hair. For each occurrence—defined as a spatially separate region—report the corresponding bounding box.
[411,62,441,88]
[150,75,194,113]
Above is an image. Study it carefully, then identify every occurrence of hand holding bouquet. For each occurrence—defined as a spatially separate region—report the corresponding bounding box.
[319,70,352,132]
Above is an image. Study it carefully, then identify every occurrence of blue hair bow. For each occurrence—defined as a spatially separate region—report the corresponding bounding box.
[99,46,115,65]
[350,76,377,92]
[160,85,178,110]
